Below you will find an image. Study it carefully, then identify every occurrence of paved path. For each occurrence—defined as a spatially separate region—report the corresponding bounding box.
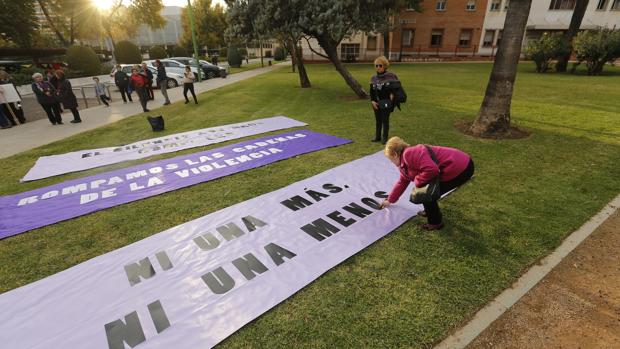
[0,63,287,159]
[468,209,620,349]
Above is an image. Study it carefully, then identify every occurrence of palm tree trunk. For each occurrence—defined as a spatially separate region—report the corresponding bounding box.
[316,34,368,99]
[383,30,390,58]
[556,0,589,72]
[470,0,532,137]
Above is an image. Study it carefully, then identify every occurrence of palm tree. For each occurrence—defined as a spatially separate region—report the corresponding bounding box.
[469,0,533,137]
[556,0,589,72]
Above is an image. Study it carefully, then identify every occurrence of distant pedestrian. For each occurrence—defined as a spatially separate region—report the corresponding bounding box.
[31,72,63,125]
[93,77,110,107]
[0,70,26,125]
[370,56,400,144]
[182,65,197,104]
[211,54,218,66]
[113,65,132,103]
[141,63,154,100]
[155,60,171,105]
[130,68,149,112]
[45,69,63,113]
[55,70,82,123]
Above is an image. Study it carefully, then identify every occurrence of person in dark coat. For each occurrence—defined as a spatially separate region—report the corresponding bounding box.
[370,56,399,145]
[31,72,63,125]
[0,70,26,125]
[55,70,81,123]
[113,65,133,103]
[141,63,154,100]
[155,60,171,105]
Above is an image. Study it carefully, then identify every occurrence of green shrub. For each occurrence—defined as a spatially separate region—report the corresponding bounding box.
[249,53,257,59]
[8,66,41,86]
[274,46,286,61]
[524,32,570,73]
[265,50,272,58]
[227,47,242,68]
[65,45,101,76]
[115,41,142,64]
[219,47,228,57]
[173,46,188,57]
[149,46,167,59]
[572,28,620,75]
[238,48,248,57]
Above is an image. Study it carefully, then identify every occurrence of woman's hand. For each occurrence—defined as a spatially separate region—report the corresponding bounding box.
[371,101,378,110]
[380,200,391,209]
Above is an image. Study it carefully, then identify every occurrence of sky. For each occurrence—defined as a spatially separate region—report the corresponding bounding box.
[162,0,226,7]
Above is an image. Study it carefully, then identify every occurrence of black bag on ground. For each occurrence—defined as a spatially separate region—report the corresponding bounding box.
[147,115,165,131]
[409,145,442,204]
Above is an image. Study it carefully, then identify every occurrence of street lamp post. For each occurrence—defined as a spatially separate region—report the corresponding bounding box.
[187,0,202,82]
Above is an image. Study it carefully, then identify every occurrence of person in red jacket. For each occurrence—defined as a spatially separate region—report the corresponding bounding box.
[380,136,474,230]
[130,68,149,112]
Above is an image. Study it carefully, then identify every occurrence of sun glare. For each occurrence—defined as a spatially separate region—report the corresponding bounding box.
[93,0,117,11]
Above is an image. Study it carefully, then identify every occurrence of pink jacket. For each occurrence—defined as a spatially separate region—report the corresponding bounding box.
[387,144,471,203]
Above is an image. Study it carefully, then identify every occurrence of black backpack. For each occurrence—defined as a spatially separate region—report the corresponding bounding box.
[393,81,407,104]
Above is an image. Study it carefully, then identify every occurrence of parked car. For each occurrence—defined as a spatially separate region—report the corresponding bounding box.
[110,64,182,89]
[168,57,227,79]
[142,59,199,77]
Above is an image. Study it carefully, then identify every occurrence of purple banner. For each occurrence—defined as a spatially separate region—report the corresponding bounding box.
[0,130,351,239]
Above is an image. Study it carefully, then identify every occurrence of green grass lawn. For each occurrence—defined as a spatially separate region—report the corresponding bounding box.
[228,61,269,74]
[1,62,619,348]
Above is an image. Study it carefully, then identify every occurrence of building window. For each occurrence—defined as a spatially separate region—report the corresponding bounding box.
[612,0,620,9]
[549,0,576,9]
[430,29,444,47]
[597,0,608,9]
[402,29,414,47]
[436,0,447,11]
[340,44,360,58]
[459,29,473,47]
[483,30,495,47]
[466,0,476,10]
[504,0,510,10]
[496,30,503,47]
[490,0,501,11]
[367,36,377,50]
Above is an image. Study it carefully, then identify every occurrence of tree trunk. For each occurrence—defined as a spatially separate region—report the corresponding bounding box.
[289,36,310,88]
[556,0,589,72]
[383,30,390,58]
[470,0,532,137]
[36,0,70,47]
[316,34,368,99]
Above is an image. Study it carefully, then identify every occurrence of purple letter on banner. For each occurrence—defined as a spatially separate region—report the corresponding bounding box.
[0,130,351,239]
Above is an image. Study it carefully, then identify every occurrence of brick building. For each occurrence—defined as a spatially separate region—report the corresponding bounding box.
[390,0,489,60]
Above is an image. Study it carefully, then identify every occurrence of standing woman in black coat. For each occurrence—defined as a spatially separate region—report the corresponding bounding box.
[370,56,399,145]
[31,72,63,125]
[55,70,81,123]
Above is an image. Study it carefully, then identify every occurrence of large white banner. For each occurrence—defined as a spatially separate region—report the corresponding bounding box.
[0,152,420,349]
[0,83,21,104]
[22,116,307,181]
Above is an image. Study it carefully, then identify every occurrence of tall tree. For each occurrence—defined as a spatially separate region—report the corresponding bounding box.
[555,0,589,72]
[181,0,227,50]
[227,0,311,88]
[469,0,533,137]
[0,0,37,47]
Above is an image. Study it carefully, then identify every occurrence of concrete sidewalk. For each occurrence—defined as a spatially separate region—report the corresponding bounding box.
[0,63,288,159]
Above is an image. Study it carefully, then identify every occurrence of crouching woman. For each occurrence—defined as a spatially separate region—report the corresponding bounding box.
[380,137,474,230]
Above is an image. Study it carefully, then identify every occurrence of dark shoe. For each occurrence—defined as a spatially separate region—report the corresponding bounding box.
[371,138,381,142]
[163,101,171,105]
[70,119,81,123]
[381,140,387,145]
[1,125,11,129]
[417,210,427,217]
[421,223,444,231]
[184,100,189,104]
[143,109,150,112]
[194,101,198,104]
[57,121,64,125]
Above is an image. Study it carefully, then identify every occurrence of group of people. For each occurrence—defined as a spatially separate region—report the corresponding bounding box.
[32,70,82,125]
[0,70,26,129]
[370,56,475,231]
[113,60,197,113]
